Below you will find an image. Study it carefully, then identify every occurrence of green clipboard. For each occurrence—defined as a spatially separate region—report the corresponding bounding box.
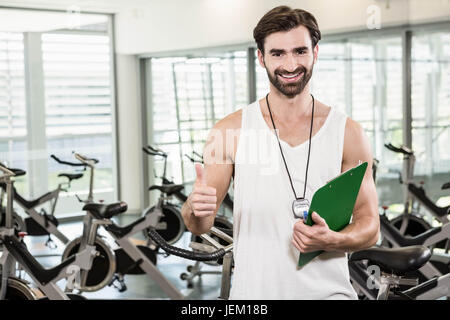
[297,161,368,267]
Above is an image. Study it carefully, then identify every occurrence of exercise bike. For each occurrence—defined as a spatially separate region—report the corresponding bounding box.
[141,145,233,246]
[60,153,186,296]
[62,176,227,298]
[181,151,233,280]
[0,163,98,300]
[378,206,450,280]
[365,158,450,284]
[0,154,87,248]
[349,245,450,300]
[140,145,186,245]
[141,145,234,288]
[147,224,233,299]
[383,143,449,250]
[182,226,234,297]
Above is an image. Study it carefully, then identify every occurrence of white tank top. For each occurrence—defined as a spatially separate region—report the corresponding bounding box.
[229,100,358,300]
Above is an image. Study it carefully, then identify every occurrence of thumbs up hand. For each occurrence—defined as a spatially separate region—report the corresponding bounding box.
[194,163,207,186]
[187,164,217,218]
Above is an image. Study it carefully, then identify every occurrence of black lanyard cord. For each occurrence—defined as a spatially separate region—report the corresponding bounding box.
[265,93,315,200]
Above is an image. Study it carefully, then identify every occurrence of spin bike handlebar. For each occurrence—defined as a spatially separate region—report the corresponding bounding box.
[184,154,203,164]
[147,145,165,154]
[51,154,87,167]
[384,143,414,156]
[184,152,203,164]
[146,227,227,262]
[142,146,167,158]
[192,151,203,159]
[74,153,99,167]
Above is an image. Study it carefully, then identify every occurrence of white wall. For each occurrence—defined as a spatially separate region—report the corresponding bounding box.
[115,54,142,213]
[409,0,450,23]
[0,8,108,32]
[114,0,450,55]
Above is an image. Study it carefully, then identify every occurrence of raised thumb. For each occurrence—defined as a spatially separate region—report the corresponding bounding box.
[195,163,206,185]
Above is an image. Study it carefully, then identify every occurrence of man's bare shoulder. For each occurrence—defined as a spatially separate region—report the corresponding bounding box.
[205,109,243,164]
[344,117,364,136]
[342,116,372,166]
[213,108,242,132]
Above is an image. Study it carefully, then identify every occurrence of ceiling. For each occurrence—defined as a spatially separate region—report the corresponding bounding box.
[0,0,151,14]
[0,8,108,32]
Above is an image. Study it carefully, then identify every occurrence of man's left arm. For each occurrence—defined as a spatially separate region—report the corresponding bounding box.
[328,118,380,251]
[292,118,380,253]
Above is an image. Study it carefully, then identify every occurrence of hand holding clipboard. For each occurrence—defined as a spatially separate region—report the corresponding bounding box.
[296,161,368,267]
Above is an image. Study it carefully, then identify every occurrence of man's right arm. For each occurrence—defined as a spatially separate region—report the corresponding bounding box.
[181,115,238,236]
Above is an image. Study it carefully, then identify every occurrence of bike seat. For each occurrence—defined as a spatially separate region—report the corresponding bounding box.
[58,173,83,181]
[408,183,450,217]
[10,168,26,177]
[349,245,431,275]
[83,201,128,220]
[149,184,184,196]
[2,235,76,285]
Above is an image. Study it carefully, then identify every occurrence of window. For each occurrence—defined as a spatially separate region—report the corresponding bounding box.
[0,32,28,195]
[313,37,404,211]
[149,52,247,217]
[0,9,116,216]
[42,33,114,195]
[311,42,347,114]
[255,54,270,99]
[412,31,450,176]
[151,52,247,187]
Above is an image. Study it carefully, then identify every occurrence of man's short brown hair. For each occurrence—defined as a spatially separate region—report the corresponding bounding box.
[253,6,321,53]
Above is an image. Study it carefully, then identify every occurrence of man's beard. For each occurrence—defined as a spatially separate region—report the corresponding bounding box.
[265,63,313,98]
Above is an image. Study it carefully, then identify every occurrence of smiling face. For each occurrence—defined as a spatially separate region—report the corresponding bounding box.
[258,25,318,98]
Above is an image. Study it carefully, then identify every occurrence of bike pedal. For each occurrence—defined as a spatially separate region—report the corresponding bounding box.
[108,274,127,292]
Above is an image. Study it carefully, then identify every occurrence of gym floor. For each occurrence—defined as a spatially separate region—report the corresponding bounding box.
[23,214,225,300]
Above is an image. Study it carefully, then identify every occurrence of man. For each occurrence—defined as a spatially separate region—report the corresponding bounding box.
[181,6,379,299]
